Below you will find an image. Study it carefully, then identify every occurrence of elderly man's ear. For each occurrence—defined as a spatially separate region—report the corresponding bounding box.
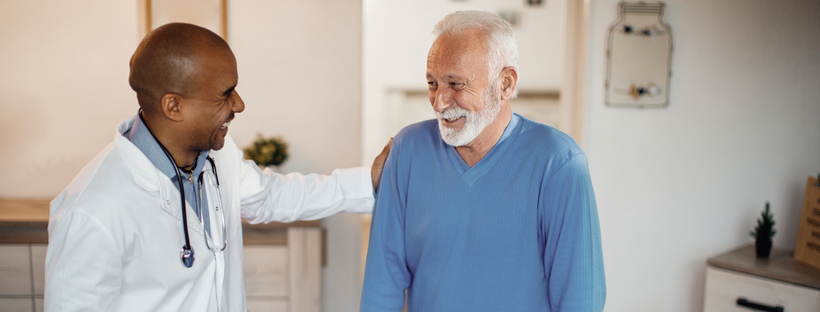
[500,67,518,100]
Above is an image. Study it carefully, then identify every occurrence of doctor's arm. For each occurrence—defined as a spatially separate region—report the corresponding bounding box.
[45,210,122,311]
[540,154,606,311]
[239,139,391,224]
[360,139,410,311]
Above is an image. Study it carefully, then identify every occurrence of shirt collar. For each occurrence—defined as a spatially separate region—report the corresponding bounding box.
[497,112,520,144]
[124,110,210,183]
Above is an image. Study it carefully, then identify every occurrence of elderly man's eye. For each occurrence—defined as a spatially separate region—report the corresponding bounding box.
[450,82,464,90]
[427,81,437,89]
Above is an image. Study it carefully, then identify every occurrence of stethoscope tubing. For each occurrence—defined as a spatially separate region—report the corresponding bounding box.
[200,157,227,252]
[141,111,226,269]
[157,141,197,268]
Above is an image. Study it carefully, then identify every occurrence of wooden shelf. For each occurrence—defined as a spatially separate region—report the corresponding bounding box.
[0,198,322,245]
[0,198,50,244]
[707,244,820,290]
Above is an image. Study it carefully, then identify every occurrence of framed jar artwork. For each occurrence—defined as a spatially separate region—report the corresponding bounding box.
[605,2,672,108]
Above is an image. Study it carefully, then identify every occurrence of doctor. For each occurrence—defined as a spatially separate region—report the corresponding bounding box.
[45,23,389,311]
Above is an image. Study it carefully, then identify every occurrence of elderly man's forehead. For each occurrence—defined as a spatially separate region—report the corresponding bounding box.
[428,37,487,72]
[430,31,487,58]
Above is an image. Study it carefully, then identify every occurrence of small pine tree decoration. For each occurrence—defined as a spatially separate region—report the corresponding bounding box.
[244,134,289,168]
[749,202,776,258]
[749,202,776,240]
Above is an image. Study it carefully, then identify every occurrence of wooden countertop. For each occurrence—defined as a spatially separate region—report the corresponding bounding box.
[707,244,820,290]
[0,198,320,245]
[0,198,51,243]
[0,198,51,222]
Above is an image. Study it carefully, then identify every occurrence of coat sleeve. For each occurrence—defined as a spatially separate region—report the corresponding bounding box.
[237,148,375,223]
[360,138,409,311]
[45,208,123,311]
[540,154,606,311]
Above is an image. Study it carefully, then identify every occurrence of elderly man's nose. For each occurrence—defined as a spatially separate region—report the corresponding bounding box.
[432,90,451,112]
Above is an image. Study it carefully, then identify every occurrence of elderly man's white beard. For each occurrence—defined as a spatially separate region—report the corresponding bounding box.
[436,82,502,147]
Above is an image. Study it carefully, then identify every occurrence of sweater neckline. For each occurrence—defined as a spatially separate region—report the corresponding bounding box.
[446,113,521,187]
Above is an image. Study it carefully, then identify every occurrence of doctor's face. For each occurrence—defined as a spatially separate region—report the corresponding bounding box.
[182,48,245,151]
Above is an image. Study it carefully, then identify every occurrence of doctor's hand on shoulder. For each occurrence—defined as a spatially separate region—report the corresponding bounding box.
[371,137,393,192]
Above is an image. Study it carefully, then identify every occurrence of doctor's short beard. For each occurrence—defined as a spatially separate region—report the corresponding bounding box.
[436,80,502,147]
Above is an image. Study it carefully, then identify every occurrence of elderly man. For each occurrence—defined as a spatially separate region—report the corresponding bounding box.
[46,23,389,311]
[361,11,605,311]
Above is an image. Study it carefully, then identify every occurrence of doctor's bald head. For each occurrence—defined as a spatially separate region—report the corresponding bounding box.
[128,23,232,113]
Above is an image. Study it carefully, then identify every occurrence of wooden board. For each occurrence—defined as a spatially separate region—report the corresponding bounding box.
[0,198,50,222]
[0,198,50,244]
[795,176,820,270]
[0,197,322,245]
[707,244,820,290]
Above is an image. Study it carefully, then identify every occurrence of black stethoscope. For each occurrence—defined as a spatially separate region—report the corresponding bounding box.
[161,147,228,268]
[144,112,228,268]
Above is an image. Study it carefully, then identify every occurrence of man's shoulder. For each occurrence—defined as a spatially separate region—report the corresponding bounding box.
[397,119,439,138]
[392,119,440,147]
[515,116,584,157]
[51,139,147,219]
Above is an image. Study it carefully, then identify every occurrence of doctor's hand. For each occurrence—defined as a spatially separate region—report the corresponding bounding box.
[371,137,393,192]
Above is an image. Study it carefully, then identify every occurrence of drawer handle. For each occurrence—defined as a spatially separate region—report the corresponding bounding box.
[736,298,784,312]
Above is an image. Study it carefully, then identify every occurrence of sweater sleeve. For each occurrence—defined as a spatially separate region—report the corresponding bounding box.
[540,154,606,311]
[360,139,410,311]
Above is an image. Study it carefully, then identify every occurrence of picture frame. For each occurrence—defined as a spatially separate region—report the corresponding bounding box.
[138,0,228,40]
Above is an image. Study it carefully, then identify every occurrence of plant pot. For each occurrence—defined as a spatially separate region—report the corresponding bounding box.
[755,238,772,258]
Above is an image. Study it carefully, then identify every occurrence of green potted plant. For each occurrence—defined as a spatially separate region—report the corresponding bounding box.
[749,202,776,258]
[243,134,289,169]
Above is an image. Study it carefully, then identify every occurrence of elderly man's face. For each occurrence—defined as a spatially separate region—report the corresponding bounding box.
[426,30,502,147]
[182,48,245,151]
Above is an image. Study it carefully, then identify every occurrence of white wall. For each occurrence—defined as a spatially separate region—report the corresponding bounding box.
[0,0,138,197]
[227,1,366,310]
[584,1,820,311]
[229,0,363,176]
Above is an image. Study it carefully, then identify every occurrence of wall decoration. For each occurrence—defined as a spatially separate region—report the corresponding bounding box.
[605,2,672,108]
[140,0,228,40]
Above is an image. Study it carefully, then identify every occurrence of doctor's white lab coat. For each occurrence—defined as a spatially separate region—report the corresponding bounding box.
[45,116,374,311]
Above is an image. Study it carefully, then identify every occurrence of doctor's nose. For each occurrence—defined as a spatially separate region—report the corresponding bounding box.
[232,91,245,114]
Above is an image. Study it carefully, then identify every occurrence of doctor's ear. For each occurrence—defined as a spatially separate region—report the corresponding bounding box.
[159,93,184,121]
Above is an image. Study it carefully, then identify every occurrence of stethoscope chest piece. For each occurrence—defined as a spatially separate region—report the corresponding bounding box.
[181,245,195,268]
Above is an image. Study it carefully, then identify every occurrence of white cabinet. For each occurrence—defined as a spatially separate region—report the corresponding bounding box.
[243,224,324,312]
[704,245,820,312]
[0,244,46,312]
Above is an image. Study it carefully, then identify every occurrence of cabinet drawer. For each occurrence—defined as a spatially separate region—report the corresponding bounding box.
[704,267,820,312]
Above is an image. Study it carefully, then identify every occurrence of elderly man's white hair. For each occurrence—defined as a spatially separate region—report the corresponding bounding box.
[433,10,519,97]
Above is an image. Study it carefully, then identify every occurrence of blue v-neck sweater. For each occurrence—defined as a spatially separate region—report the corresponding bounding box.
[361,114,605,312]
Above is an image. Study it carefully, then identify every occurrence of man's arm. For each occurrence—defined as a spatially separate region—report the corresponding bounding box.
[541,154,606,311]
[45,209,123,311]
[360,138,409,311]
[238,138,391,223]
